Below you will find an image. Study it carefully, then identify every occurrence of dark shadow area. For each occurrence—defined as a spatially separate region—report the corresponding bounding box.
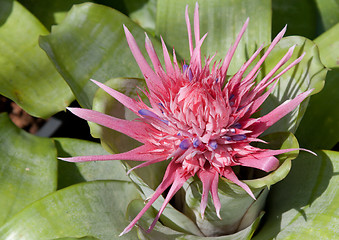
[0,0,13,26]
[54,139,86,190]
[253,151,334,239]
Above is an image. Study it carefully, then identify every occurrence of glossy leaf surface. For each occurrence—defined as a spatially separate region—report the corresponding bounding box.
[0,113,57,226]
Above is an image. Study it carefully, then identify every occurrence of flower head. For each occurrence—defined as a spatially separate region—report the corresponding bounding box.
[61,3,313,236]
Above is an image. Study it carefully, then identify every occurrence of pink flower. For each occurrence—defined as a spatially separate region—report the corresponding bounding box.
[60,3,313,236]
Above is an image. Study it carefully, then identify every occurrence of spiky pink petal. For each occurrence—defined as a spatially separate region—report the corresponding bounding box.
[67,107,153,143]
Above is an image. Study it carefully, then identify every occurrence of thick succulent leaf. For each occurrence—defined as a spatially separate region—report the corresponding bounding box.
[245,132,300,189]
[258,36,326,135]
[54,137,131,189]
[18,0,88,30]
[253,150,339,239]
[124,0,157,34]
[314,0,339,31]
[0,181,141,240]
[0,113,57,226]
[296,69,339,150]
[0,0,73,118]
[40,3,163,109]
[272,0,317,39]
[156,0,271,74]
[183,132,299,237]
[314,22,339,69]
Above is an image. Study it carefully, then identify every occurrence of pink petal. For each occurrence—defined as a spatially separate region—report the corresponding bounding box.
[90,79,140,113]
[123,25,165,93]
[197,169,221,219]
[237,156,280,172]
[250,89,313,137]
[67,107,153,143]
[161,36,174,76]
[147,169,191,232]
[59,144,164,163]
[145,33,164,76]
[222,167,256,199]
[221,18,249,78]
[185,5,194,56]
[120,161,180,236]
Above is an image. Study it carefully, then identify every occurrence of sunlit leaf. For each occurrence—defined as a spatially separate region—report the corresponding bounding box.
[253,150,339,239]
[314,0,339,31]
[0,0,73,118]
[0,181,140,240]
[40,3,163,109]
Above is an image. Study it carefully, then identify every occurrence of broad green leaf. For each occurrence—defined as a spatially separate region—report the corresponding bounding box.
[40,3,163,109]
[0,1,73,118]
[315,0,339,31]
[0,113,57,226]
[18,0,88,30]
[54,137,131,189]
[253,150,339,239]
[124,0,157,34]
[296,69,339,150]
[0,181,141,240]
[156,0,271,74]
[272,0,317,39]
[258,36,326,135]
[314,22,339,69]
[183,132,299,237]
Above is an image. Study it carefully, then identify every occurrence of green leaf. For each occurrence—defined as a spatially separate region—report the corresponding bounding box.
[253,150,339,239]
[258,36,326,135]
[124,0,157,34]
[296,69,339,150]
[18,0,89,30]
[272,0,317,39]
[0,113,57,226]
[40,3,163,109]
[156,0,271,74]
[314,22,339,69]
[54,137,131,189]
[0,181,141,240]
[0,1,73,118]
[315,0,339,31]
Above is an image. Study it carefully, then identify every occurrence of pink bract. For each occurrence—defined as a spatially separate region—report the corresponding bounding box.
[60,3,313,236]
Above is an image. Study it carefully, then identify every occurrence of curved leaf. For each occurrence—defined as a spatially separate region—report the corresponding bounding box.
[156,0,271,75]
[0,181,141,240]
[314,22,339,69]
[0,1,73,118]
[253,150,339,239]
[315,0,339,31]
[40,3,163,109]
[258,36,326,135]
[296,69,339,150]
[0,113,57,226]
[54,137,131,189]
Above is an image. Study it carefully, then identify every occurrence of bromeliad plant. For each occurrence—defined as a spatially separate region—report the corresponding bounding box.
[0,0,338,239]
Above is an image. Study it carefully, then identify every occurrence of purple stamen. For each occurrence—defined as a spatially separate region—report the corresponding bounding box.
[179,139,191,150]
[229,94,235,100]
[209,140,218,150]
[215,77,219,83]
[188,69,193,81]
[139,109,168,125]
[183,64,189,72]
[231,123,242,129]
[231,134,247,141]
[193,138,201,147]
